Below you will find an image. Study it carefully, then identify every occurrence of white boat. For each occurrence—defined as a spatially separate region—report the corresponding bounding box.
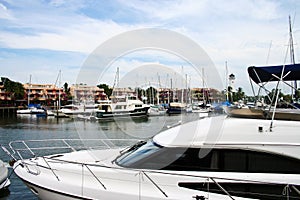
[148,105,166,116]
[17,105,46,115]
[95,95,149,119]
[59,104,98,116]
[192,102,213,113]
[0,160,10,191]
[166,102,186,115]
[46,110,55,116]
[244,17,300,121]
[8,116,300,200]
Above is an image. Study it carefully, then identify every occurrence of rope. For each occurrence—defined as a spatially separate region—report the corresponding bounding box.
[81,164,84,197]
[1,162,22,189]
[139,171,142,200]
[282,185,291,200]
[205,178,209,199]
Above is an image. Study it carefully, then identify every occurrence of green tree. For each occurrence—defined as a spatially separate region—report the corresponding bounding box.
[232,87,245,102]
[63,82,70,95]
[227,86,233,103]
[97,84,112,98]
[265,89,284,105]
[135,87,144,100]
[295,89,300,101]
[63,82,72,101]
[1,77,25,100]
[146,87,157,104]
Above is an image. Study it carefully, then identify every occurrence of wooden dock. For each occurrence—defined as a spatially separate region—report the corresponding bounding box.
[0,107,18,118]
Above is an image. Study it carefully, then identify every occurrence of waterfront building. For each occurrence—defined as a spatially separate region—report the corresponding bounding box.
[190,88,223,104]
[23,83,65,105]
[157,87,222,105]
[70,84,107,103]
[111,87,136,96]
[0,83,13,101]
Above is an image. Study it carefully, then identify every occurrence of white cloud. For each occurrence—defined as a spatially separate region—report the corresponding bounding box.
[0,18,133,53]
[0,0,299,94]
[121,0,208,20]
[0,2,13,19]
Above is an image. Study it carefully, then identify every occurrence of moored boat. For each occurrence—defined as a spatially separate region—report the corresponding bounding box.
[95,95,149,119]
[166,102,186,115]
[17,104,46,115]
[59,104,98,117]
[148,104,166,116]
[0,160,10,193]
[224,103,266,119]
[7,116,300,200]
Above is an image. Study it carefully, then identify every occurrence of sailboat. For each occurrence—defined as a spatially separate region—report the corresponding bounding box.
[225,16,300,121]
[17,75,45,115]
[192,68,212,114]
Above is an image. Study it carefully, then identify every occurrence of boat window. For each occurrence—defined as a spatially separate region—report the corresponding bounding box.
[128,96,137,100]
[219,149,300,174]
[178,182,300,200]
[115,140,161,167]
[115,105,122,109]
[117,146,300,174]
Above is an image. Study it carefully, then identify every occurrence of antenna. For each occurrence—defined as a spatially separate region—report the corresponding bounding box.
[289,15,297,97]
[266,40,272,64]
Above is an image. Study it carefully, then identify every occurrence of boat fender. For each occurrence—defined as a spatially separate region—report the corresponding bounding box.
[9,159,16,167]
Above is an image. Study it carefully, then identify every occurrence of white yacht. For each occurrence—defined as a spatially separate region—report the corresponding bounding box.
[59,104,99,116]
[0,160,10,191]
[148,104,166,116]
[8,116,300,199]
[95,95,150,119]
[17,105,46,115]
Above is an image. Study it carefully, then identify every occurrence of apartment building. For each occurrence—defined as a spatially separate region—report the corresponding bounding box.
[0,83,12,101]
[23,83,65,103]
[70,84,107,102]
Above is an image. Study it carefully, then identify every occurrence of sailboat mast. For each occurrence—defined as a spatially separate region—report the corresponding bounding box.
[181,66,184,104]
[112,67,120,97]
[289,16,295,64]
[58,70,61,109]
[28,74,31,106]
[289,15,297,97]
[185,74,188,104]
[225,61,229,102]
[202,68,206,105]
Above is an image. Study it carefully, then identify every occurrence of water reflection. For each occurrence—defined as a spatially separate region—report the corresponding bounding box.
[0,113,202,200]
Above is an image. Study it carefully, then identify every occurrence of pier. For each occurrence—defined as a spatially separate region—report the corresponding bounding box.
[0,107,17,118]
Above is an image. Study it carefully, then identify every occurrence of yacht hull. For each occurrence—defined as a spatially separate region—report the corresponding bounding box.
[15,145,259,200]
[20,179,86,200]
[11,118,300,200]
[96,107,149,119]
[224,106,265,119]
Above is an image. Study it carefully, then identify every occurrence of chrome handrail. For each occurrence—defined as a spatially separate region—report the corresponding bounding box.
[8,138,140,160]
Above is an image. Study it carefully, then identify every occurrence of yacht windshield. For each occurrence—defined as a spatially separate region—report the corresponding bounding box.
[115,140,161,167]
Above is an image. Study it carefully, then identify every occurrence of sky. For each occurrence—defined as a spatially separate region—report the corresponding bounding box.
[1,0,300,95]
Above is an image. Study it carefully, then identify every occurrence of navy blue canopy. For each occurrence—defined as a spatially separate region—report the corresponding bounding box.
[248,63,300,84]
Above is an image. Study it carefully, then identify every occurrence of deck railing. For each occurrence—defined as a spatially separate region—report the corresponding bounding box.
[7,138,139,160]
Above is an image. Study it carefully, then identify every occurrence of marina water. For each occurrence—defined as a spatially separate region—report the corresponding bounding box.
[0,113,201,199]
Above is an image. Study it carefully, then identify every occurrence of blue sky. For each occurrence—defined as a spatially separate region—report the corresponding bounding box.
[1,0,300,95]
